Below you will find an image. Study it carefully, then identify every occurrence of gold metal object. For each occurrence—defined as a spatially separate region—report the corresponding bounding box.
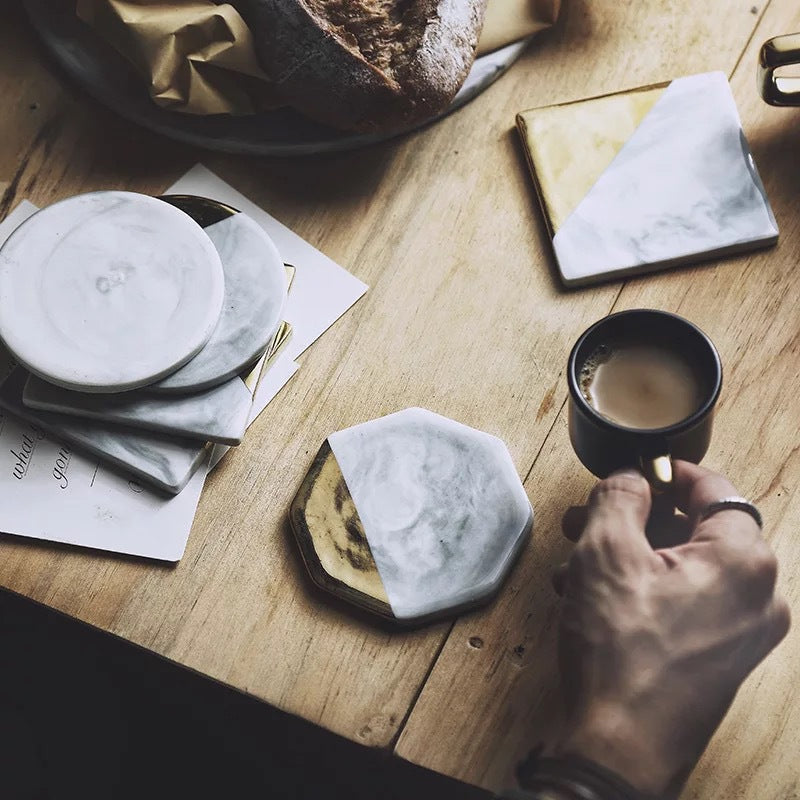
[758,33,800,106]
[290,441,393,619]
[639,454,673,494]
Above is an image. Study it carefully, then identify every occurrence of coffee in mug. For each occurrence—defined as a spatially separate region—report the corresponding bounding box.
[579,340,707,430]
[567,310,722,489]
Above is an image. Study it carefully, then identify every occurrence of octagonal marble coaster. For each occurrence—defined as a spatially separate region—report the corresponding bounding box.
[290,408,533,624]
[151,197,287,394]
[0,191,224,391]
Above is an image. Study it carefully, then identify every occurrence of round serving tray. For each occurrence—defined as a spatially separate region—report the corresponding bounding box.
[24,0,529,157]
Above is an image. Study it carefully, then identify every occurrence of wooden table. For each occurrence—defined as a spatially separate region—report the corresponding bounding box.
[1,3,799,796]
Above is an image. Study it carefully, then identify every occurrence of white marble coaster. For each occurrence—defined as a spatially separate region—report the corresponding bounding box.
[518,72,778,286]
[23,372,252,446]
[327,408,532,622]
[0,191,224,391]
[152,212,286,393]
[0,369,207,495]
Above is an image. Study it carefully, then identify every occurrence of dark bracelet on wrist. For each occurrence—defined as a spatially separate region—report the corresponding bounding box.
[506,750,661,800]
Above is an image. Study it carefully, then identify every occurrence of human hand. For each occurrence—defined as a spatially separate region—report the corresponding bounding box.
[550,462,790,798]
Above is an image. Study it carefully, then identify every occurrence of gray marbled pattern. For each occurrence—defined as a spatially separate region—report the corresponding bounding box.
[23,373,252,446]
[153,213,286,393]
[552,72,779,286]
[0,369,207,495]
[0,191,224,391]
[328,408,532,622]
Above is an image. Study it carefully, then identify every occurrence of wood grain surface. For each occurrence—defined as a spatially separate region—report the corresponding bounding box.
[0,1,798,797]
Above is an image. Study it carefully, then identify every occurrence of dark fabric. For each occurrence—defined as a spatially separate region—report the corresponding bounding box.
[0,587,491,800]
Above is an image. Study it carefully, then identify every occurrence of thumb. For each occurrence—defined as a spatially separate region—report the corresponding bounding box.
[581,469,655,563]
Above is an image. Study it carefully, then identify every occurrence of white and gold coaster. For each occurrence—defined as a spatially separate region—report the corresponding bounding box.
[290,408,532,624]
[517,72,778,287]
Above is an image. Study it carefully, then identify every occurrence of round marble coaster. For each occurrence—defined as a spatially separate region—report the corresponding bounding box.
[0,191,224,393]
[290,408,533,625]
[151,197,287,394]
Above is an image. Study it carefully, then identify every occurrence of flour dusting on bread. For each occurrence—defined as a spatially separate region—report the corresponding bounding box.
[233,0,488,131]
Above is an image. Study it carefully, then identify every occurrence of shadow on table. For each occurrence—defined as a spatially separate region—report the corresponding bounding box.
[0,588,490,800]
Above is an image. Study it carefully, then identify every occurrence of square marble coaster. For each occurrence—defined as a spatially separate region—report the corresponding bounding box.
[516,71,779,286]
[0,369,207,495]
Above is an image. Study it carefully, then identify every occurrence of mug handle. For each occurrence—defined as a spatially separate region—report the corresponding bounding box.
[639,454,673,494]
[759,33,800,106]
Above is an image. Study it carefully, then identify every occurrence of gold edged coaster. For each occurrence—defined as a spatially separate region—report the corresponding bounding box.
[290,409,534,624]
[516,73,778,287]
[290,440,393,620]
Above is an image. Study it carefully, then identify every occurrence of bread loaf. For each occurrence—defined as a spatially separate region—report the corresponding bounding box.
[233,0,489,132]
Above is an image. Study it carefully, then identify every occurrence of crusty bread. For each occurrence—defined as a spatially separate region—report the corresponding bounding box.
[232,0,489,132]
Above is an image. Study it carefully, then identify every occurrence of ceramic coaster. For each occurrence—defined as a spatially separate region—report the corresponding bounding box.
[0,369,207,495]
[22,313,294,446]
[22,373,253,446]
[516,71,779,287]
[151,196,287,393]
[20,259,295,445]
[290,408,532,624]
[0,191,224,391]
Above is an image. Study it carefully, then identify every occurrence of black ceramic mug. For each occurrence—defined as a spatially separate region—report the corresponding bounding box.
[567,309,722,491]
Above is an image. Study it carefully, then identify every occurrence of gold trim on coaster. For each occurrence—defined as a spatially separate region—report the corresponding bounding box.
[290,441,393,619]
[241,321,292,394]
[158,194,241,226]
[241,264,295,394]
[283,263,297,292]
[516,83,665,234]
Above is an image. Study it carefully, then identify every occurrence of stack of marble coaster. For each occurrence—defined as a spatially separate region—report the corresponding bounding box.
[0,190,291,494]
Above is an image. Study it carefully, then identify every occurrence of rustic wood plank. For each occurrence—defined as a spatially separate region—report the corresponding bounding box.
[395,0,797,793]
[0,0,775,766]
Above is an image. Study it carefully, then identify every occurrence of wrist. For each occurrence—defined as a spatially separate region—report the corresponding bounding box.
[553,703,682,797]
[515,751,661,800]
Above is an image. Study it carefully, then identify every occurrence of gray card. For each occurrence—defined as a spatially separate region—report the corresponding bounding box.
[0,369,207,495]
[23,372,253,446]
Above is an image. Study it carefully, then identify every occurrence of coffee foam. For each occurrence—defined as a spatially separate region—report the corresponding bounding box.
[579,343,611,404]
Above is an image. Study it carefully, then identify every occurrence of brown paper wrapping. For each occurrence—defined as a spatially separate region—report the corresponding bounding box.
[75,0,282,114]
[478,0,561,56]
[76,0,560,116]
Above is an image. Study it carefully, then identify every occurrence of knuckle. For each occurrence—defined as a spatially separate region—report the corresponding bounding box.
[570,541,594,570]
[694,473,738,508]
[749,543,779,588]
[590,473,650,508]
[772,599,792,641]
[724,541,779,597]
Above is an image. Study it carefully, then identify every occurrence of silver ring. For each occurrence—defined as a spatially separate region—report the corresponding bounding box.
[696,496,763,529]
